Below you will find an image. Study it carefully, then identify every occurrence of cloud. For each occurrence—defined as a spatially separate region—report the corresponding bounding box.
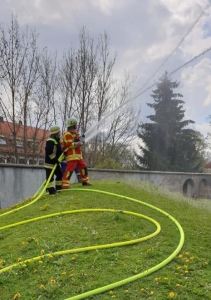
[0,0,211,137]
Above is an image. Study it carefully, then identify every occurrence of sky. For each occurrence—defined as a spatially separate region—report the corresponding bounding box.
[1,0,211,138]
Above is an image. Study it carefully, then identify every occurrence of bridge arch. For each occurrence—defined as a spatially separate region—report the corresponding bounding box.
[183,179,195,197]
[198,178,209,198]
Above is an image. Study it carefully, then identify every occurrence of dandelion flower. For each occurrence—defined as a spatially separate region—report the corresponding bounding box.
[50,278,56,284]
[169,292,175,298]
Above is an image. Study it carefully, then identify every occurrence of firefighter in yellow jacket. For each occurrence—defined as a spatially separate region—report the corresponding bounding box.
[44,125,63,194]
[62,117,91,189]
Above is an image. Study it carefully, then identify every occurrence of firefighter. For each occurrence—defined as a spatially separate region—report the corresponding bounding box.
[44,125,63,194]
[61,158,82,183]
[62,117,91,189]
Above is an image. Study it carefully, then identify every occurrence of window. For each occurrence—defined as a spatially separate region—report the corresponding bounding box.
[0,156,6,163]
[19,158,26,164]
[16,141,23,148]
[0,138,6,145]
[28,159,37,165]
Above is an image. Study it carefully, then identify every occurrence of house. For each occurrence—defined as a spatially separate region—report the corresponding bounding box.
[0,116,50,165]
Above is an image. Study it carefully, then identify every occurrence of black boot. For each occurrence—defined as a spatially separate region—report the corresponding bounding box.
[48,187,57,195]
[56,185,62,192]
[82,182,91,186]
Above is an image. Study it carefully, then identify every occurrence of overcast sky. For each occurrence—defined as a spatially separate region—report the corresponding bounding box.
[1,0,211,137]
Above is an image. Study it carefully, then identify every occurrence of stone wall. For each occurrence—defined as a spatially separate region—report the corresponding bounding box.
[1,164,211,209]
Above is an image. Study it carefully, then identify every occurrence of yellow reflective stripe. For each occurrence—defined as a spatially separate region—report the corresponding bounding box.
[49,153,56,159]
[44,163,54,169]
[56,180,62,185]
[62,180,70,184]
[62,180,70,188]
[47,182,54,188]
[48,138,58,144]
[66,154,82,161]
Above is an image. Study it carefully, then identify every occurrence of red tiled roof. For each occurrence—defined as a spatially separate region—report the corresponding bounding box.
[0,119,50,157]
[204,162,211,169]
[0,120,50,140]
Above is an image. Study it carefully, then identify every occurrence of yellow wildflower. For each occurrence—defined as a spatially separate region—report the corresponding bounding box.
[13,292,21,299]
[169,292,175,298]
[50,278,56,284]
[61,271,67,275]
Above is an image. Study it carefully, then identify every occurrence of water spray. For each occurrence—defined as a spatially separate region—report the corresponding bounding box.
[138,2,210,92]
[85,43,211,143]
[84,3,211,143]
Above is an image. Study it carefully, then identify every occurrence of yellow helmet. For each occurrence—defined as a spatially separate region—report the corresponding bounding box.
[50,125,60,135]
[67,117,77,127]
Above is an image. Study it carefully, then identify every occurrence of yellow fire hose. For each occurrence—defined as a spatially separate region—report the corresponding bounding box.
[0,159,185,300]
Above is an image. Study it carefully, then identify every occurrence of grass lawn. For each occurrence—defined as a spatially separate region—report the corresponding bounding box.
[0,180,211,300]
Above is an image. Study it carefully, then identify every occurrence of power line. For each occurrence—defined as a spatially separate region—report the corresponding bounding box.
[133,45,211,101]
[137,2,210,92]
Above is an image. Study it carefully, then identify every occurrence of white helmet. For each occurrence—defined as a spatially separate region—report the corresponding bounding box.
[67,117,77,127]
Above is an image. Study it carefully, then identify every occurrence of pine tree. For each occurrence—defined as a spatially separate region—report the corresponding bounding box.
[135,71,204,172]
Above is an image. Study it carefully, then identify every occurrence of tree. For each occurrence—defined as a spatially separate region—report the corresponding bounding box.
[0,16,40,163]
[58,27,140,168]
[135,71,204,172]
[0,16,57,164]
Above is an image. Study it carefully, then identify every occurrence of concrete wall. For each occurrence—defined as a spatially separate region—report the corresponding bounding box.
[89,169,211,198]
[0,164,77,209]
[1,164,211,209]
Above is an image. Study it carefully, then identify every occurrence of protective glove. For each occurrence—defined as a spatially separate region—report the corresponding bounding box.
[75,141,84,147]
[80,136,85,143]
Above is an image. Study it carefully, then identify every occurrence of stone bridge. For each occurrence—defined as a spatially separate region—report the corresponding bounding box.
[0,164,211,209]
[89,169,211,199]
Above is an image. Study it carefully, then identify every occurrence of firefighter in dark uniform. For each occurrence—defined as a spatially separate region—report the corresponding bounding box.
[44,125,63,194]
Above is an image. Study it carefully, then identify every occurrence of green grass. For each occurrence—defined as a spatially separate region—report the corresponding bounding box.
[0,180,211,300]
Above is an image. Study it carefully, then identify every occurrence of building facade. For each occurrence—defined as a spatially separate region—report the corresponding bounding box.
[0,116,50,165]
